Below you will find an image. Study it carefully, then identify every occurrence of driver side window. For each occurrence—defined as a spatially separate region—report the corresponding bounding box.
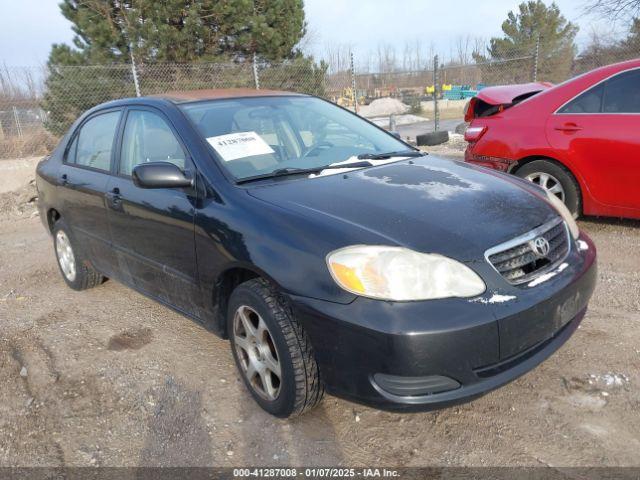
[120,110,186,176]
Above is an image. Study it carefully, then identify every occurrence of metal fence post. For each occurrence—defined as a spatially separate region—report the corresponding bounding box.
[433,55,440,132]
[533,34,540,82]
[350,51,358,114]
[253,53,260,90]
[129,45,142,97]
[12,106,23,138]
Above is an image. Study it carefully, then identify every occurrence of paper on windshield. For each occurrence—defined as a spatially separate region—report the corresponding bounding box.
[207,131,274,161]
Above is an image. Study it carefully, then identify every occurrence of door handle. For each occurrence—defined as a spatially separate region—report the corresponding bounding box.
[60,173,68,186]
[554,123,582,132]
[105,188,122,209]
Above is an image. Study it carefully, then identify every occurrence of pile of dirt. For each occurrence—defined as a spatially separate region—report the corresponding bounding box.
[358,98,409,118]
[0,179,38,218]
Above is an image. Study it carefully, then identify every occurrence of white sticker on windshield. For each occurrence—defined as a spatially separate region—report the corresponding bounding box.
[207,131,275,161]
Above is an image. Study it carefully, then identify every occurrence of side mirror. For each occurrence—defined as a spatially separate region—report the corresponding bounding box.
[389,131,401,139]
[132,162,193,189]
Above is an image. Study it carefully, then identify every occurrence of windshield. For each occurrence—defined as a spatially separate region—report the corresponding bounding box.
[180,96,409,180]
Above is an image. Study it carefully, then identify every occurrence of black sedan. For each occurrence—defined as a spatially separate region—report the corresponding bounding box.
[36,89,597,417]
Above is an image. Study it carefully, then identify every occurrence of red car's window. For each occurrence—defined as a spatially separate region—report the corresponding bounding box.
[559,84,603,114]
[603,70,640,113]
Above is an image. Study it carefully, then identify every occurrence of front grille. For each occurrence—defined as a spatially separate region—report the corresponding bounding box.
[486,218,570,285]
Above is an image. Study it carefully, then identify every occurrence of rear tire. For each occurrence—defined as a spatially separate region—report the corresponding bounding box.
[515,159,581,218]
[52,220,104,291]
[227,278,324,418]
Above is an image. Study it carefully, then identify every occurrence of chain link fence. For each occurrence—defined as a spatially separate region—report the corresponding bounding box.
[1,44,638,158]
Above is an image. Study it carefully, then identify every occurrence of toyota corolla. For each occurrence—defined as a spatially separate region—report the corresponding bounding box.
[36,89,597,417]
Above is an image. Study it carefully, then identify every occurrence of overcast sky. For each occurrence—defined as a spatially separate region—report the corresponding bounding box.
[0,0,618,66]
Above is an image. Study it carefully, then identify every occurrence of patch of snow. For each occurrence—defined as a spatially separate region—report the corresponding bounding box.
[360,163,485,201]
[471,294,517,304]
[308,156,408,178]
[527,262,568,287]
[589,373,629,389]
[578,240,589,251]
[369,114,428,127]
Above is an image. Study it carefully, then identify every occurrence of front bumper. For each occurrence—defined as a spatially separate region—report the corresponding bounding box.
[289,233,597,411]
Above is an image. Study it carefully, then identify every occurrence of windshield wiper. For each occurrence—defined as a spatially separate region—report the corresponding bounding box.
[236,161,374,184]
[357,150,426,160]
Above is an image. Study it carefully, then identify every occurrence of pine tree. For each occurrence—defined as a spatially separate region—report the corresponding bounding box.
[42,0,313,134]
[474,1,578,84]
[51,0,306,63]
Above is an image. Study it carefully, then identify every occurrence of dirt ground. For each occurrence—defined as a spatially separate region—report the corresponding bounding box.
[0,157,639,468]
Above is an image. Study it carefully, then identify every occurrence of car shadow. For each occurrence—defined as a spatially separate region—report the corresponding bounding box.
[235,386,345,466]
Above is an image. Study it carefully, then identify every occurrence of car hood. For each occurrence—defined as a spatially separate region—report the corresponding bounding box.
[476,82,553,105]
[246,156,559,261]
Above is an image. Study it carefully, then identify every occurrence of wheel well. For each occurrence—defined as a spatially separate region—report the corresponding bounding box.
[47,209,61,232]
[510,155,583,213]
[510,155,567,176]
[214,267,260,337]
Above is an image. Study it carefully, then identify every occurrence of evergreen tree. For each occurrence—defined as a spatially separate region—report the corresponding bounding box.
[474,1,578,84]
[42,0,313,134]
[51,0,306,63]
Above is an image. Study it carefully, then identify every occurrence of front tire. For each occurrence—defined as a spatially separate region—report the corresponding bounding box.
[515,159,581,217]
[227,279,324,417]
[52,220,104,291]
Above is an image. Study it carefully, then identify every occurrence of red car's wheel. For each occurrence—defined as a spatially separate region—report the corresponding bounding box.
[516,160,581,218]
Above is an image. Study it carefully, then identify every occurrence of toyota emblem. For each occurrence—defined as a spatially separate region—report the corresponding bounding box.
[530,237,551,258]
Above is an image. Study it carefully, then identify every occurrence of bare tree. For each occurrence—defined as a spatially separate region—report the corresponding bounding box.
[376,43,397,73]
[584,0,640,21]
[322,42,353,73]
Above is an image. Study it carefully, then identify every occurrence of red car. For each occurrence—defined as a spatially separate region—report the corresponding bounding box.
[464,59,640,219]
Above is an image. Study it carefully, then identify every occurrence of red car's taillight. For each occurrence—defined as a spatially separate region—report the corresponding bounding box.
[463,98,476,122]
[464,126,487,143]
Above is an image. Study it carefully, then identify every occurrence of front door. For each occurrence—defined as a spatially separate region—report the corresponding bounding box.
[547,68,640,213]
[58,109,122,275]
[105,107,202,317]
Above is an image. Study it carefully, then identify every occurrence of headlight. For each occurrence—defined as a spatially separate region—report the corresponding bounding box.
[545,191,579,239]
[327,246,486,301]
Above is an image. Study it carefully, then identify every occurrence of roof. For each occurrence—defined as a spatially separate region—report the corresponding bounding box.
[151,88,305,103]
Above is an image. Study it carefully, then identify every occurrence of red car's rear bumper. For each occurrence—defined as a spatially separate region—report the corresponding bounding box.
[464,146,514,172]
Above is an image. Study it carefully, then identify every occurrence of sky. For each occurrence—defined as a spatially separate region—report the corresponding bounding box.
[0,0,621,67]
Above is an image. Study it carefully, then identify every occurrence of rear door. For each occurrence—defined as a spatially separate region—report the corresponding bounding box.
[58,109,122,275]
[547,68,640,212]
[105,107,203,317]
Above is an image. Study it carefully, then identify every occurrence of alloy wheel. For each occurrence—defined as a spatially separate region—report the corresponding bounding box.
[525,172,565,202]
[233,305,282,401]
[55,230,77,282]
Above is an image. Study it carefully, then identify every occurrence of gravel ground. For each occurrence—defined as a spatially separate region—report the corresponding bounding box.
[0,161,639,468]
